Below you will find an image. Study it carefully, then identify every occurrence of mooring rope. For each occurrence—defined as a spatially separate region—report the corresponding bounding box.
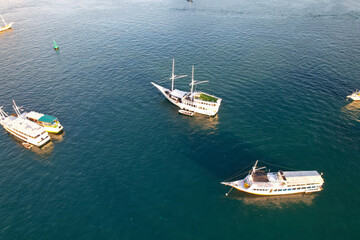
[225,187,234,196]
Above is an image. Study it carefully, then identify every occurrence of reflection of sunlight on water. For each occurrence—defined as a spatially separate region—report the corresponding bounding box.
[342,101,360,122]
[30,141,54,159]
[186,114,219,132]
[228,191,317,209]
[7,134,55,164]
[49,131,65,143]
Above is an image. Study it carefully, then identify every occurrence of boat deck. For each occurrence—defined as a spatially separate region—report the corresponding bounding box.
[2,116,44,135]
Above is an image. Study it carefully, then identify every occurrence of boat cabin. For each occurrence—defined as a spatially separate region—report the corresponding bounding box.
[26,111,59,127]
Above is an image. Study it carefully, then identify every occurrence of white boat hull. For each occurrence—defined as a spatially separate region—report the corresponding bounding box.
[0,22,13,32]
[222,180,323,196]
[152,82,221,116]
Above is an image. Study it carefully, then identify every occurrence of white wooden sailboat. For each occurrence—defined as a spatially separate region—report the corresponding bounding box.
[151,59,222,116]
[0,15,13,32]
[222,161,324,196]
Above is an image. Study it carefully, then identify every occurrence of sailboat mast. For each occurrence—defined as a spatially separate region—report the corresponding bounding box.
[191,66,194,94]
[171,58,175,91]
[12,100,21,116]
[0,15,7,26]
[252,160,259,173]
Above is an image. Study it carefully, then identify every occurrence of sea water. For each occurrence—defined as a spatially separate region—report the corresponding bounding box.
[0,0,359,239]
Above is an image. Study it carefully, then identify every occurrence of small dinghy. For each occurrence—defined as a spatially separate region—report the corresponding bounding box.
[22,142,33,149]
[179,109,194,116]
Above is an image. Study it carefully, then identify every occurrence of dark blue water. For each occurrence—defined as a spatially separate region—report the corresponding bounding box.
[0,0,360,239]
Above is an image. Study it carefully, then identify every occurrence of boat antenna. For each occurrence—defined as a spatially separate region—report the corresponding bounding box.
[12,100,21,116]
[170,58,187,91]
[191,65,194,94]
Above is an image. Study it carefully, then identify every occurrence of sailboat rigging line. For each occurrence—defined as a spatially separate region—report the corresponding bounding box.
[157,79,171,84]
[257,160,300,171]
[222,161,256,182]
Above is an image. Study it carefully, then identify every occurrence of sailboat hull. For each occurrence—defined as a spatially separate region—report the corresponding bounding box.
[151,82,221,116]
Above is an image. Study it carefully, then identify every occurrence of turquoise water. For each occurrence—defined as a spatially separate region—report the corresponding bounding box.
[0,0,360,239]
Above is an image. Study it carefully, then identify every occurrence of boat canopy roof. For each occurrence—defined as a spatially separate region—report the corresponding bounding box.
[171,89,188,99]
[26,111,44,120]
[38,114,56,123]
[253,171,269,182]
[283,171,323,184]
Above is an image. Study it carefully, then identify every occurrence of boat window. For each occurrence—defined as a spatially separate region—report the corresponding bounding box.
[292,188,296,190]
[307,186,311,189]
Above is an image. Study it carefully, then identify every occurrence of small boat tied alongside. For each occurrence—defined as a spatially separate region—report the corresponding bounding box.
[151,58,222,117]
[347,89,360,101]
[22,142,32,149]
[0,15,13,32]
[222,160,324,196]
[178,109,194,116]
[13,100,64,134]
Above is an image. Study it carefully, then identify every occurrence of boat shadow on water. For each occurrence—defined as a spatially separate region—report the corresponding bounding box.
[4,131,55,161]
[49,131,65,143]
[181,113,219,131]
[28,141,55,159]
[342,101,360,122]
[228,191,319,209]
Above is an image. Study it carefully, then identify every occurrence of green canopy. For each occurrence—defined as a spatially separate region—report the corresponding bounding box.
[38,114,56,123]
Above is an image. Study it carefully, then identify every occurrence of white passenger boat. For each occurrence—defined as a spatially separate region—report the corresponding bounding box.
[222,161,324,196]
[0,107,50,147]
[12,100,63,134]
[347,89,360,101]
[0,15,13,32]
[151,59,222,116]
